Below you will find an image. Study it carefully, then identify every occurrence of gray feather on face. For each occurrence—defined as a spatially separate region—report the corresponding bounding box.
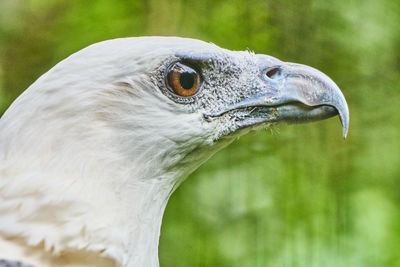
[153,51,273,137]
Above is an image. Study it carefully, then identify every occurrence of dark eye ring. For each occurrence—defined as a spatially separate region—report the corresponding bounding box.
[166,62,201,97]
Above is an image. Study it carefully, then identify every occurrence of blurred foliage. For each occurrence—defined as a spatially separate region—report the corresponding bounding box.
[1,0,400,266]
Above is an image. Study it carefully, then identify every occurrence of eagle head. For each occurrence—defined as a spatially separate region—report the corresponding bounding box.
[0,37,348,267]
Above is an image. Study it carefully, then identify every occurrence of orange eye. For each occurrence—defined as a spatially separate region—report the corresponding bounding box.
[166,62,201,97]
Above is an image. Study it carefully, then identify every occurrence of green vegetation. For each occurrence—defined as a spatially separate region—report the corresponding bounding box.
[1,1,399,266]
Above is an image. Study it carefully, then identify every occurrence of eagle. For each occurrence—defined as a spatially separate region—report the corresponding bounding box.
[0,37,349,267]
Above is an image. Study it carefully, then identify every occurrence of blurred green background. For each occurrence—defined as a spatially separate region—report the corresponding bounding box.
[1,0,400,266]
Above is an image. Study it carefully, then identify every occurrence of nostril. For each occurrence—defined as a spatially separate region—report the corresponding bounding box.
[266,67,280,79]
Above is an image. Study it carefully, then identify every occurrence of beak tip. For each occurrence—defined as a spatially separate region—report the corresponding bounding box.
[339,109,349,140]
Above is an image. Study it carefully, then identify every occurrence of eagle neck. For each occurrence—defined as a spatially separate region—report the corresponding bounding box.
[115,176,175,267]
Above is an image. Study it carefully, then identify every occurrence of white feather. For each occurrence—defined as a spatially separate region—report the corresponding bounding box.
[0,37,233,267]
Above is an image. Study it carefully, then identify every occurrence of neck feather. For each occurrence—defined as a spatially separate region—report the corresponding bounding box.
[0,152,180,267]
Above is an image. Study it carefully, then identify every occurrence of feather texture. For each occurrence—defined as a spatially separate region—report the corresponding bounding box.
[0,37,233,267]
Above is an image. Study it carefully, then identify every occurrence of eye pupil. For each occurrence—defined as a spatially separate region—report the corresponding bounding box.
[180,72,195,90]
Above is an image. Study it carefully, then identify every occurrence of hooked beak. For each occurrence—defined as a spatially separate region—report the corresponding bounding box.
[206,59,349,138]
